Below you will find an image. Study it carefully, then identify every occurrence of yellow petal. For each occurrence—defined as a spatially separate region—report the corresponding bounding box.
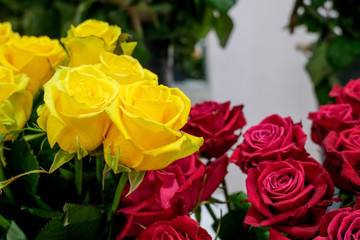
[134,132,203,171]
[62,37,105,67]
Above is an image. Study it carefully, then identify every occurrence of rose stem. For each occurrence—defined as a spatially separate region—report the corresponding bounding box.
[222,179,231,211]
[0,214,10,232]
[95,156,104,204]
[74,156,83,200]
[107,172,128,240]
[205,203,219,226]
[111,172,128,215]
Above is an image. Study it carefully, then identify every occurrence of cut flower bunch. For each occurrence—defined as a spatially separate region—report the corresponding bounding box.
[0,19,211,239]
[2,18,360,240]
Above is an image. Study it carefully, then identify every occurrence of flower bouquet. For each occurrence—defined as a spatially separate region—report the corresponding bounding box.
[0,19,213,239]
[2,17,360,240]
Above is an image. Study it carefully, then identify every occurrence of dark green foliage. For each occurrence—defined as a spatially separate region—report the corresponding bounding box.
[288,0,360,104]
[211,192,269,240]
[0,0,237,80]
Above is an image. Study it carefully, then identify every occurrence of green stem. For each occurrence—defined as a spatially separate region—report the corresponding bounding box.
[107,173,128,240]
[95,156,104,204]
[74,156,83,200]
[222,179,231,211]
[0,214,10,232]
[205,204,218,225]
[111,173,128,214]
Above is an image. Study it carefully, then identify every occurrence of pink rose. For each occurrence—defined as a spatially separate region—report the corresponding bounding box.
[322,126,360,193]
[136,215,211,240]
[230,114,308,173]
[116,153,229,239]
[244,157,334,239]
[183,101,246,159]
[314,207,360,240]
[330,78,360,116]
[308,104,358,144]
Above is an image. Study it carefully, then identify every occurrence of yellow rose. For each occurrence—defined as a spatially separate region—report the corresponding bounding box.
[0,22,20,44]
[61,19,121,67]
[37,65,121,154]
[0,66,32,139]
[103,80,203,171]
[0,36,66,95]
[99,51,158,84]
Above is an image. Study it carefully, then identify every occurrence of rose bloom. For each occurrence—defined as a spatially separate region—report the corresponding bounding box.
[37,65,120,154]
[314,207,360,240]
[322,126,360,193]
[61,19,121,67]
[0,36,66,95]
[183,101,246,159]
[308,103,359,144]
[0,22,19,44]
[231,114,308,173]
[244,157,334,239]
[0,66,32,140]
[135,215,211,240]
[99,51,157,84]
[116,153,228,239]
[330,78,360,116]
[103,80,203,171]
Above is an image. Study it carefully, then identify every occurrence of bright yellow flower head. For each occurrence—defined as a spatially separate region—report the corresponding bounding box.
[0,66,32,139]
[103,80,203,171]
[68,19,121,48]
[0,36,66,95]
[99,51,158,84]
[61,19,121,67]
[0,22,20,44]
[37,65,121,154]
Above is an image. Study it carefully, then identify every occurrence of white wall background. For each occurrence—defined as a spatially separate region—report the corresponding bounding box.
[205,0,319,193]
[176,0,322,237]
[177,0,320,194]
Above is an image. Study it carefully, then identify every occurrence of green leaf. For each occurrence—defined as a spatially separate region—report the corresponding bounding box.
[0,130,23,144]
[63,204,102,240]
[205,0,237,14]
[305,42,332,86]
[3,139,45,198]
[207,197,228,204]
[213,209,256,240]
[298,11,324,33]
[215,13,233,47]
[23,8,61,38]
[36,216,67,240]
[20,207,62,219]
[0,214,10,232]
[314,77,334,105]
[196,7,215,40]
[6,221,27,240]
[229,192,251,211]
[253,227,270,240]
[73,0,97,25]
[194,206,201,223]
[311,0,327,8]
[327,36,360,70]
[36,204,103,240]
[126,171,145,197]
[49,149,74,174]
